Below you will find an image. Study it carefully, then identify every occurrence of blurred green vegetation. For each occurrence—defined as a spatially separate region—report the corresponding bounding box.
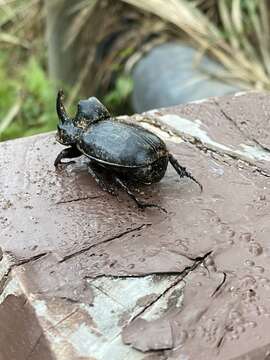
[0,0,134,141]
[0,49,133,141]
[0,57,56,141]
[2,0,270,141]
[0,0,56,141]
[104,75,133,112]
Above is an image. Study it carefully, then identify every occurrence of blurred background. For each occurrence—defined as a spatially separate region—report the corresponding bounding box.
[0,0,269,141]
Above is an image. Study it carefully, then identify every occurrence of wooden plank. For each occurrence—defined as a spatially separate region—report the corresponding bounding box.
[1,92,270,359]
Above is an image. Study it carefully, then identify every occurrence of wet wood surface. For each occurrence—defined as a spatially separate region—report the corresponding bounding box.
[1,92,270,360]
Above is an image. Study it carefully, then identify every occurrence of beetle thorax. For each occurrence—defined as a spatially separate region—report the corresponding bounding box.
[73,97,111,130]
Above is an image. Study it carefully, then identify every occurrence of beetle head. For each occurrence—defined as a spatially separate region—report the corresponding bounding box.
[56,90,80,145]
[74,97,110,129]
[56,121,78,145]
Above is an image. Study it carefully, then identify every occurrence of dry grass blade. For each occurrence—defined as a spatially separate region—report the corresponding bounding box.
[66,51,95,108]
[0,32,29,48]
[244,1,270,76]
[258,0,270,75]
[231,0,243,34]
[218,0,239,50]
[67,0,96,14]
[65,0,98,49]
[259,0,270,40]
[120,0,270,89]
[122,0,220,38]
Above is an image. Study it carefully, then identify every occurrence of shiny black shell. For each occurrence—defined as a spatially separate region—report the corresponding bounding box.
[77,119,169,184]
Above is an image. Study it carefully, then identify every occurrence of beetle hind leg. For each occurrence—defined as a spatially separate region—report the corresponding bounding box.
[114,176,167,213]
[168,153,203,192]
[87,164,117,196]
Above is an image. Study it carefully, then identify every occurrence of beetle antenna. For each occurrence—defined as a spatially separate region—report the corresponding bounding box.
[56,89,70,124]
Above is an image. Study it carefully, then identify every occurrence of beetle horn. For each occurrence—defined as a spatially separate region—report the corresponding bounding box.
[56,89,70,124]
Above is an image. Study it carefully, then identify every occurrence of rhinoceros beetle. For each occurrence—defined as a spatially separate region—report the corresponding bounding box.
[54,90,202,211]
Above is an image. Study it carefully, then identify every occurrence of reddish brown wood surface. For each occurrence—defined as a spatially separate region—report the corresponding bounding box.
[1,92,270,359]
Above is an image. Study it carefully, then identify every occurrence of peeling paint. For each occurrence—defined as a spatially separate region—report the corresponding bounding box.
[0,253,14,282]
[91,275,176,313]
[239,144,270,162]
[26,275,184,360]
[70,323,105,357]
[157,114,270,163]
[0,254,22,303]
[117,114,182,143]
[159,114,231,152]
[0,258,9,281]
[0,277,21,304]
[143,280,185,321]
[33,299,49,318]
[139,121,182,143]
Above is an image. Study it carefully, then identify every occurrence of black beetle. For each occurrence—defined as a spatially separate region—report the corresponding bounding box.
[54,90,202,211]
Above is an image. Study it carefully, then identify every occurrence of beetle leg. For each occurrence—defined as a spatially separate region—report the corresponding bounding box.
[54,146,82,168]
[87,164,117,196]
[114,176,167,213]
[168,154,203,192]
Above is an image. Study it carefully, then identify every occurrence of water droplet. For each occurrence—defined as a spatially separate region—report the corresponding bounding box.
[24,205,33,209]
[188,329,196,338]
[259,305,268,315]
[248,242,263,256]
[229,310,241,320]
[179,330,188,344]
[240,275,257,290]
[227,230,235,238]
[204,257,215,267]
[231,333,239,340]
[254,266,264,273]
[236,325,245,333]
[246,321,257,328]
[245,260,255,267]
[240,232,252,243]
[260,277,270,286]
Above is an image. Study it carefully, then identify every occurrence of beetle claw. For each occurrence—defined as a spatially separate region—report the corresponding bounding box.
[168,154,203,192]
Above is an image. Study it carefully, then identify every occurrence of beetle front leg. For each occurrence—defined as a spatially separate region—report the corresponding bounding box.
[54,146,82,168]
[114,176,167,213]
[168,153,203,192]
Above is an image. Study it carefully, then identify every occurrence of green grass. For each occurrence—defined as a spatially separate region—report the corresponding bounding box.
[0,0,58,141]
[104,75,133,110]
[0,57,57,141]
